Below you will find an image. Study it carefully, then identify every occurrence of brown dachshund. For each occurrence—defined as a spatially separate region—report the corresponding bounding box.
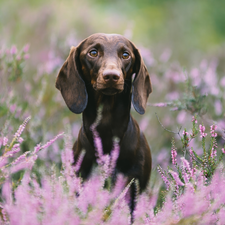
[56,33,152,220]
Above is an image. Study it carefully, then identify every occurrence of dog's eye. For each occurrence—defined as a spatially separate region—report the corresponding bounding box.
[89,50,98,57]
[122,52,130,59]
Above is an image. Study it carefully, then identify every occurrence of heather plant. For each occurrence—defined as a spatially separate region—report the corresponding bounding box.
[0,115,133,224]
[0,29,224,225]
[0,105,225,224]
[1,0,225,223]
[0,44,29,82]
[156,117,225,224]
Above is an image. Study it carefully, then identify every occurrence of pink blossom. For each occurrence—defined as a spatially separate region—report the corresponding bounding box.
[222,148,225,154]
[4,144,20,157]
[102,154,111,178]
[112,178,134,210]
[199,124,207,138]
[0,157,7,168]
[3,137,8,146]
[11,151,30,165]
[210,124,217,137]
[181,157,191,183]
[23,44,30,53]
[74,150,85,172]
[16,55,21,61]
[157,166,170,190]
[182,130,189,136]
[92,130,103,164]
[18,137,24,143]
[34,132,64,154]
[181,157,192,175]
[192,116,197,124]
[169,170,184,186]
[23,54,30,59]
[109,137,120,176]
[150,102,168,107]
[171,147,177,165]
[211,147,217,158]
[14,116,31,139]
[10,45,17,55]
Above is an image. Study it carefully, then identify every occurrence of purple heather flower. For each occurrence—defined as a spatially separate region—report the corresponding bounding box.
[181,157,192,174]
[189,148,194,161]
[18,137,24,143]
[169,170,184,186]
[2,180,12,205]
[182,130,189,136]
[34,132,64,154]
[111,174,127,199]
[14,116,31,140]
[92,130,103,164]
[192,116,197,124]
[199,124,207,138]
[157,166,170,190]
[171,148,177,165]
[16,55,21,61]
[23,44,30,53]
[4,144,20,157]
[112,178,134,210]
[10,45,17,55]
[210,124,217,137]
[23,54,30,59]
[11,151,30,165]
[3,137,8,146]
[109,137,120,176]
[181,157,192,183]
[211,147,217,158]
[0,157,7,168]
[33,144,41,154]
[74,150,85,172]
[151,102,168,107]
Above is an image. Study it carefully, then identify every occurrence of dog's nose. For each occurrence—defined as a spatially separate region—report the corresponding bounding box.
[103,69,120,83]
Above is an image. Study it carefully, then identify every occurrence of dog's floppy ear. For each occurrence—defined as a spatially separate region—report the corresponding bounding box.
[55,46,87,114]
[131,46,152,115]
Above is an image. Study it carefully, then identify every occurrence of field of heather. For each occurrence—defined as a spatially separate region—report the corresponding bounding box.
[0,0,225,224]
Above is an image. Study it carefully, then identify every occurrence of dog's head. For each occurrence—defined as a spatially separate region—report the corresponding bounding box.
[56,33,152,114]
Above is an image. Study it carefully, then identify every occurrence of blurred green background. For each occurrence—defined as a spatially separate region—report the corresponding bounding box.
[1,0,225,167]
[1,0,225,63]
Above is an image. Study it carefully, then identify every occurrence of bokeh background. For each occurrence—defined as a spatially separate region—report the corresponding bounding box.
[1,0,225,171]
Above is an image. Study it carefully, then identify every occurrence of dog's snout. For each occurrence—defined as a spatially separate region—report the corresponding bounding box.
[103,69,120,83]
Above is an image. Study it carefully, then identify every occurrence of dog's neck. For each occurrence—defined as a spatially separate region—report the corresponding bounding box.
[82,82,132,154]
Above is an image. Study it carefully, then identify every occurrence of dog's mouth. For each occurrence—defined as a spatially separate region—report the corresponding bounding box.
[94,82,124,95]
[100,88,123,95]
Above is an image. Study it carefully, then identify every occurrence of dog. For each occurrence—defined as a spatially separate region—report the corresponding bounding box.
[56,33,152,221]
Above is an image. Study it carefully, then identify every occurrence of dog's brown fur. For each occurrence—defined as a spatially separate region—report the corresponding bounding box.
[56,33,152,220]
